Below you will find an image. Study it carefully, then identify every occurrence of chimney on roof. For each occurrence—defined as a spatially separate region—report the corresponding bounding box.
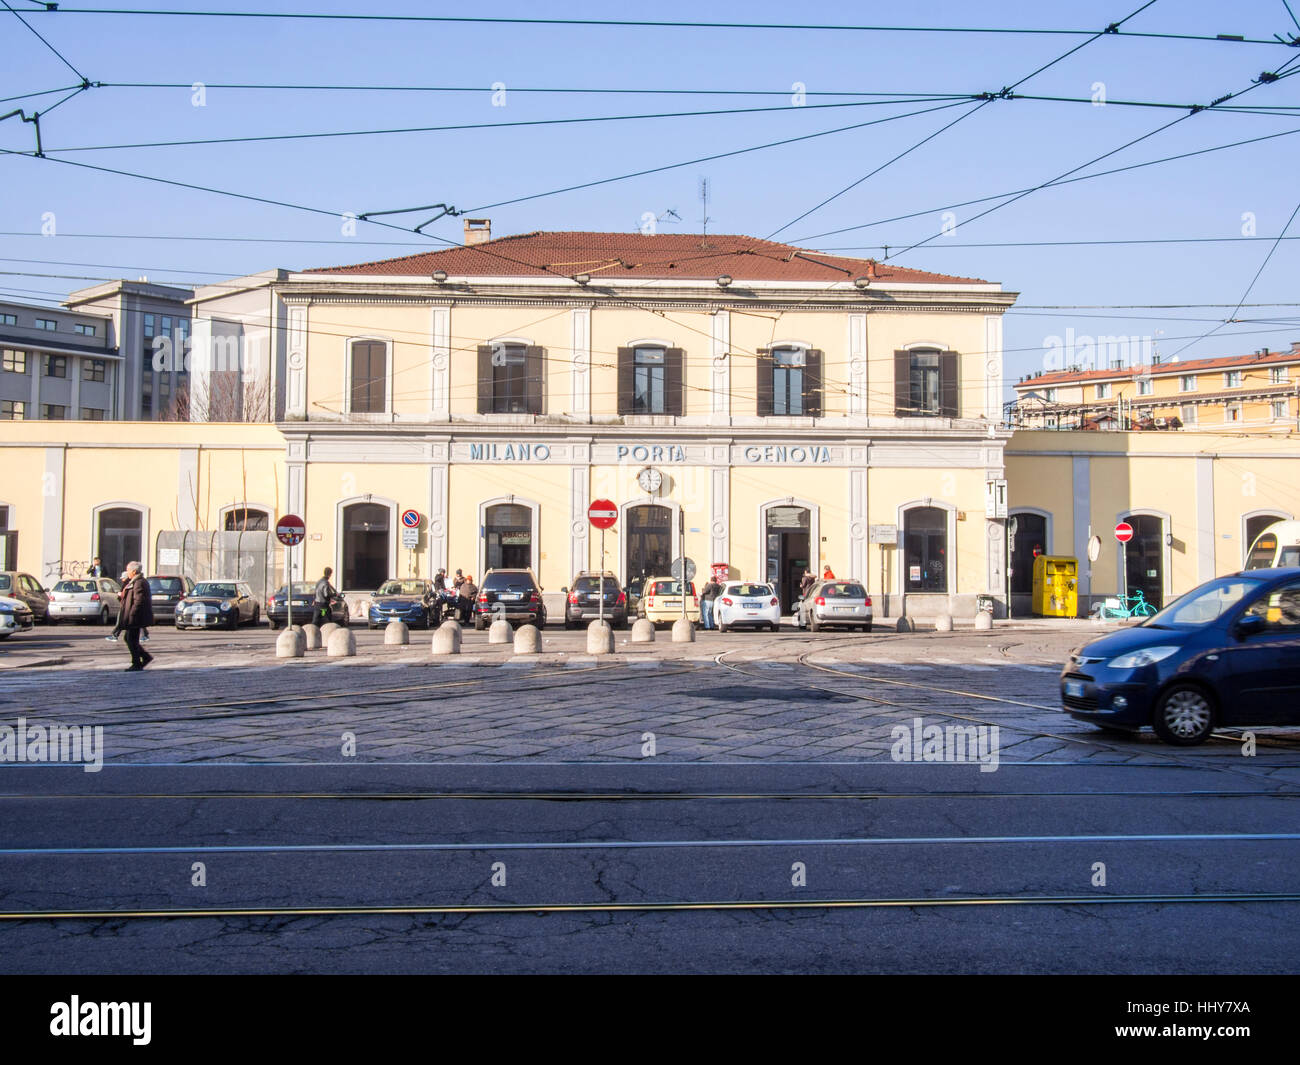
[1291,341,1300,354]
[463,218,491,246]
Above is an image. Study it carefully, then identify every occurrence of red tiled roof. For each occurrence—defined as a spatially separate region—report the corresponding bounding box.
[306,231,990,285]
[1019,349,1300,389]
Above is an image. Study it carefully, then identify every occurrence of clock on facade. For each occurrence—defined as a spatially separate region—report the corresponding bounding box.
[637,467,663,493]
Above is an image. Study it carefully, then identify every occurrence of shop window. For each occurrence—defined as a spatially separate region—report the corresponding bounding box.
[484,503,534,570]
[904,506,948,592]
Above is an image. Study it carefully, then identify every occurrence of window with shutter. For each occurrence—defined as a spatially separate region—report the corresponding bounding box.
[756,348,774,416]
[524,345,544,415]
[803,349,823,416]
[664,347,684,416]
[939,350,959,417]
[350,340,387,413]
[617,347,635,414]
[893,351,910,415]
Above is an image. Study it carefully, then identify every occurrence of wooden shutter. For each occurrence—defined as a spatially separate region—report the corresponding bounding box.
[476,345,492,414]
[893,350,910,415]
[525,345,544,415]
[803,349,823,417]
[756,348,774,416]
[617,347,634,415]
[665,347,684,416]
[940,350,959,418]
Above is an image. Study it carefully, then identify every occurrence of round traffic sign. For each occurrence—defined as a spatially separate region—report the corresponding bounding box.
[401,509,421,529]
[275,513,305,546]
[588,499,618,529]
[671,556,697,583]
[1115,522,1134,544]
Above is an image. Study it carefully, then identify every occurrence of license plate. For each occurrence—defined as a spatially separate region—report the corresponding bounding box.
[292,599,310,607]
[743,601,763,609]
[1065,680,1085,698]
[503,593,523,602]
[151,594,167,601]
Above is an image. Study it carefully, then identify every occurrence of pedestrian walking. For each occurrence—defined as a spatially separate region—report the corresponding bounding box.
[457,574,478,623]
[314,566,338,626]
[798,568,815,600]
[700,577,721,629]
[117,561,154,671]
[106,568,149,643]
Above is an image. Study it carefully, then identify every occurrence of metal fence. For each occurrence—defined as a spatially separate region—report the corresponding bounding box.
[154,530,279,606]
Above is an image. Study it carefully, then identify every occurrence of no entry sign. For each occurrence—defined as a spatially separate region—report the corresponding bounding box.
[275,514,305,546]
[588,499,618,529]
[1115,522,1135,543]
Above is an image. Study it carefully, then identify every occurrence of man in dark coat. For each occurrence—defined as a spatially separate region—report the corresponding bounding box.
[118,561,154,671]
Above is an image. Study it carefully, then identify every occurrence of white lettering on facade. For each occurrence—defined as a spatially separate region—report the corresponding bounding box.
[742,445,831,464]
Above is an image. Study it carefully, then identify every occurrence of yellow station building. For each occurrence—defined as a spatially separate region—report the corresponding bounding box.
[1,226,1297,619]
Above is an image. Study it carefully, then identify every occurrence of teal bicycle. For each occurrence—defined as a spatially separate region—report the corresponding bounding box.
[1097,589,1157,620]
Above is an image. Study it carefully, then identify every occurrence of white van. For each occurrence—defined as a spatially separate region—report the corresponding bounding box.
[1244,520,1300,569]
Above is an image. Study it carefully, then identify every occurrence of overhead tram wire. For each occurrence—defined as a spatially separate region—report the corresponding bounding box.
[29,8,1300,47]
[765,0,1164,239]
[2,0,89,82]
[880,52,1300,263]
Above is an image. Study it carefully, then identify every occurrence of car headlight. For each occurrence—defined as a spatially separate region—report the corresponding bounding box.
[220,600,234,610]
[1108,646,1179,669]
[0,604,14,614]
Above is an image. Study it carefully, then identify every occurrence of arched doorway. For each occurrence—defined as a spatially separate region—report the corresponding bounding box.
[1009,511,1048,597]
[223,506,270,532]
[1243,512,1290,565]
[903,506,949,593]
[342,502,390,590]
[96,506,144,579]
[1123,513,1165,609]
[763,504,812,608]
[625,504,672,582]
[484,503,534,571]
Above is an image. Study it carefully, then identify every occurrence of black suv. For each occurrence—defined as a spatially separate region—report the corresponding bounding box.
[473,569,547,630]
[563,571,627,628]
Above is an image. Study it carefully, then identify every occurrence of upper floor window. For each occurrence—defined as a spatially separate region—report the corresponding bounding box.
[142,314,155,354]
[2,349,25,374]
[0,313,16,326]
[1095,382,1112,400]
[34,318,56,331]
[1226,404,1242,422]
[84,359,106,382]
[1180,375,1196,391]
[1137,378,1153,395]
[73,323,96,337]
[41,404,66,420]
[1180,404,1198,426]
[756,346,822,417]
[0,400,25,420]
[1271,366,1288,383]
[1043,388,1058,403]
[1224,371,1242,388]
[1272,400,1287,420]
[81,408,105,421]
[349,340,387,414]
[43,355,66,378]
[893,348,957,417]
[477,343,543,415]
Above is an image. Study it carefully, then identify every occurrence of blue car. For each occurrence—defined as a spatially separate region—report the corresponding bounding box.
[368,579,437,630]
[1061,568,1300,745]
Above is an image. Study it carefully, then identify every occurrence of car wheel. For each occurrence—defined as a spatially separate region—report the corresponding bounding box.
[100,607,111,625]
[864,623,873,633]
[474,615,485,631]
[269,619,280,631]
[809,614,821,633]
[1152,684,1216,746]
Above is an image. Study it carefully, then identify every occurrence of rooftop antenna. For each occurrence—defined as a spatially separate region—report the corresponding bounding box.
[699,177,712,240]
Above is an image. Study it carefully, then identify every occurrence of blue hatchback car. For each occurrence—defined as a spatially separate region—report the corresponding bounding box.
[1061,568,1300,745]
[367,579,436,630]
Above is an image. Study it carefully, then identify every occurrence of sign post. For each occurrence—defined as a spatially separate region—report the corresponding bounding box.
[587,499,618,624]
[401,510,421,578]
[275,514,306,628]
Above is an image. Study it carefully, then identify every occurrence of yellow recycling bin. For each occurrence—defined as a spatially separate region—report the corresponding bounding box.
[1032,555,1078,617]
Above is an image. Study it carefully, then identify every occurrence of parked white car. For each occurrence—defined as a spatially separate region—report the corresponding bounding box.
[46,578,122,625]
[714,581,782,632]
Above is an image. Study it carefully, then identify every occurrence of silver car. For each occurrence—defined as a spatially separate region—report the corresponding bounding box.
[795,579,874,632]
[46,578,122,625]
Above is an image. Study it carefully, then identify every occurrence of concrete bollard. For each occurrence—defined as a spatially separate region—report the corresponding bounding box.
[630,618,656,643]
[384,620,410,645]
[671,618,696,643]
[974,611,993,631]
[586,619,615,655]
[431,620,462,655]
[326,627,356,657]
[934,613,953,632]
[895,617,912,633]
[301,623,322,650]
[513,624,541,654]
[275,628,305,658]
[488,618,512,644]
[319,622,341,643]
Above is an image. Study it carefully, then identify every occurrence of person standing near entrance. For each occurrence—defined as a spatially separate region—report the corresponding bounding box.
[457,574,478,623]
[700,577,721,630]
[798,568,815,600]
[314,566,337,626]
[117,561,154,671]
[89,556,104,578]
[822,565,836,580]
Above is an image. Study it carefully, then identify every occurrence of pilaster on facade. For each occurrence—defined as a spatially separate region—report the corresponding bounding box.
[571,307,591,422]
[431,303,451,422]
[285,304,308,420]
[710,310,730,423]
[848,313,867,416]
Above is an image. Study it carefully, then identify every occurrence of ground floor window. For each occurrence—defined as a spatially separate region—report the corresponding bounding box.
[343,503,390,590]
[904,507,948,592]
[97,506,143,580]
[625,504,672,582]
[485,503,534,570]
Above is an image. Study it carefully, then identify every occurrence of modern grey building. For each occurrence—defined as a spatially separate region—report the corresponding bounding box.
[0,298,119,421]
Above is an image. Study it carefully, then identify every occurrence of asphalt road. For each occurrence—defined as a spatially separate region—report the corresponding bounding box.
[2,623,1298,973]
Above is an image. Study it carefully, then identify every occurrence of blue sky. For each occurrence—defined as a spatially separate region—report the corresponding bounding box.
[3,0,1300,390]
